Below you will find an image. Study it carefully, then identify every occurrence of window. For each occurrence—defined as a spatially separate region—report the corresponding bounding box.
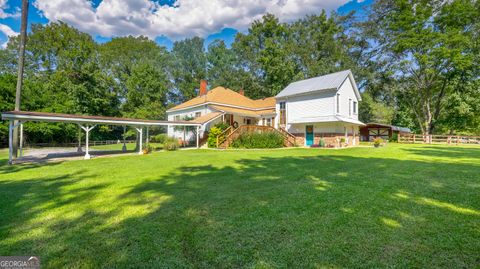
[195,112,201,118]
[353,101,357,114]
[174,115,180,121]
[349,99,352,116]
[279,102,286,125]
[267,118,272,126]
[336,94,340,114]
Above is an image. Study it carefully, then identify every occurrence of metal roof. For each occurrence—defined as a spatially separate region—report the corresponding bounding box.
[364,122,412,133]
[276,70,361,100]
[1,111,201,126]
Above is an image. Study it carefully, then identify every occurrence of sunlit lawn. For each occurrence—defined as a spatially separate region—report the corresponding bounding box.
[0,144,479,268]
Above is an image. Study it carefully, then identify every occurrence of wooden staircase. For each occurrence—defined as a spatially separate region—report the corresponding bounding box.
[216,125,296,149]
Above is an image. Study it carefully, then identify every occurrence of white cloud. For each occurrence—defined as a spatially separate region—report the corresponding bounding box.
[0,23,17,48]
[0,0,20,19]
[33,0,349,40]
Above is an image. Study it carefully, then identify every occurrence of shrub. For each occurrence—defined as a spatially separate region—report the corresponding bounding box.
[151,134,168,143]
[164,137,179,151]
[340,137,346,143]
[214,122,230,131]
[389,133,398,142]
[231,131,284,148]
[373,137,383,147]
[208,126,224,148]
[319,138,325,147]
[142,144,154,154]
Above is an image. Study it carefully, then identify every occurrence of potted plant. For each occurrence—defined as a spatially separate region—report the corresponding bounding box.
[340,137,346,148]
[142,144,153,154]
[319,138,325,148]
[373,137,383,148]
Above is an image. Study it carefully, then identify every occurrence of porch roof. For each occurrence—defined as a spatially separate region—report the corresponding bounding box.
[210,105,276,118]
[189,112,224,125]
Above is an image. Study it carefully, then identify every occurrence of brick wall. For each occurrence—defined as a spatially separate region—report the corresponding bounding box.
[292,132,359,147]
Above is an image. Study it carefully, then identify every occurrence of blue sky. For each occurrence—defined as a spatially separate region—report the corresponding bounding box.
[0,0,372,49]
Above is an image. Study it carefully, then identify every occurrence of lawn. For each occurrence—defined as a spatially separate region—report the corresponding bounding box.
[0,144,479,268]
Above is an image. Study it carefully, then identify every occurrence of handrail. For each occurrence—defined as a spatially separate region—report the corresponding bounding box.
[219,125,297,148]
[216,126,233,148]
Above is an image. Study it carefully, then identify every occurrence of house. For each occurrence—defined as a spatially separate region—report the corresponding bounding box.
[166,80,276,144]
[167,70,365,147]
[274,70,364,146]
[359,123,412,142]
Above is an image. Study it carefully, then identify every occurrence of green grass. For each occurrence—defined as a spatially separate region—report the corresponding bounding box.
[0,144,479,268]
[90,142,163,151]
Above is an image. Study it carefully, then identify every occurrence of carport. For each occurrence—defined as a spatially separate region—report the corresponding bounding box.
[2,111,202,164]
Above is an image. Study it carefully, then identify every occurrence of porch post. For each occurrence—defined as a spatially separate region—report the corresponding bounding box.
[196,126,200,148]
[146,126,149,145]
[135,127,143,155]
[19,122,24,157]
[122,125,127,152]
[183,126,186,147]
[8,120,13,165]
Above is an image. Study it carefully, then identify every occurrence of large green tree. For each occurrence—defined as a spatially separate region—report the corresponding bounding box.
[171,37,206,102]
[364,0,479,134]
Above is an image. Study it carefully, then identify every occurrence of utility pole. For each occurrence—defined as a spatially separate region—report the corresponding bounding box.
[12,0,29,158]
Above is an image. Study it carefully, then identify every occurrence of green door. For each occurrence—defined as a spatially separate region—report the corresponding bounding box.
[306,125,314,146]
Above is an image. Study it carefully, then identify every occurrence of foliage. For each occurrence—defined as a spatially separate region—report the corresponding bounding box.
[230,131,284,148]
[142,144,154,154]
[319,138,325,148]
[373,137,383,147]
[389,133,398,143]
[163,138,179,151]
[207,126,224,148]
[150,134,168,144]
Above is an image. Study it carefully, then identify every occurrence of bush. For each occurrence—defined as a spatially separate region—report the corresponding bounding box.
[164,137,179,151]
[231,131,284,149]
[142,144,154,154]
[319,138,325,147]
[213,122,230,131]
[373,137,383,147]
[389,133,398,142]
[151,134,168,144]
[208,126,224,148]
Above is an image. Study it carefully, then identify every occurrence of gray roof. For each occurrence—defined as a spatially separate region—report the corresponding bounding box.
[276,70,360,99]
[366,122,412,133]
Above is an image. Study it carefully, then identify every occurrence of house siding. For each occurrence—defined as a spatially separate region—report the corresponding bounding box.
[336,77,359,120]
[167,105,212,142]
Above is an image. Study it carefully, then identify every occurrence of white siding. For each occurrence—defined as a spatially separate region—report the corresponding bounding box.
[335,77,359,120]
[277,90,336,124]
[167,105,211,140]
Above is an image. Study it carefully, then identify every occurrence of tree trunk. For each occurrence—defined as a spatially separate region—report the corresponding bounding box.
[12,0,29,158]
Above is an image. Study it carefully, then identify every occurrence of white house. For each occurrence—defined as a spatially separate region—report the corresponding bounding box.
[275,70,364,146]
[167,70,364,147]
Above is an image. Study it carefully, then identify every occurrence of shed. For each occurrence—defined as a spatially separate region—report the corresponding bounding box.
[360,123,411,141]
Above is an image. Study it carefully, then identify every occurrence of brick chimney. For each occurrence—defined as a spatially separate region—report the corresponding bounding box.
[239,89,245,96]
[199,80,207,96]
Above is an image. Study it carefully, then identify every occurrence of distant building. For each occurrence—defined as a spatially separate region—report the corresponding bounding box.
[360,123,412,141]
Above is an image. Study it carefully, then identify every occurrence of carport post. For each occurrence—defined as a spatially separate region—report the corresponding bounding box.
[80,125,96,160]
[19,122,23,157]
[135,127,143,155]
[8,120,13,165]
[122,126,127,152]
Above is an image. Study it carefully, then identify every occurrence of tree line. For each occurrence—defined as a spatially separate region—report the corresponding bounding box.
[0,0,479,144]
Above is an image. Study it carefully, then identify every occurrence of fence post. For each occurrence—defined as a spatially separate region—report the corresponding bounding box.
[413,135,416,143]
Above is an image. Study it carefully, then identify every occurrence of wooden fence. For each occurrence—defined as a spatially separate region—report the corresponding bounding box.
[398,134,480,145]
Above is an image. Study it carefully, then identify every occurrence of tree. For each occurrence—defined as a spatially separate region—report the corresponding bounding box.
[171,37,206,102]
[364,0,479,134]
